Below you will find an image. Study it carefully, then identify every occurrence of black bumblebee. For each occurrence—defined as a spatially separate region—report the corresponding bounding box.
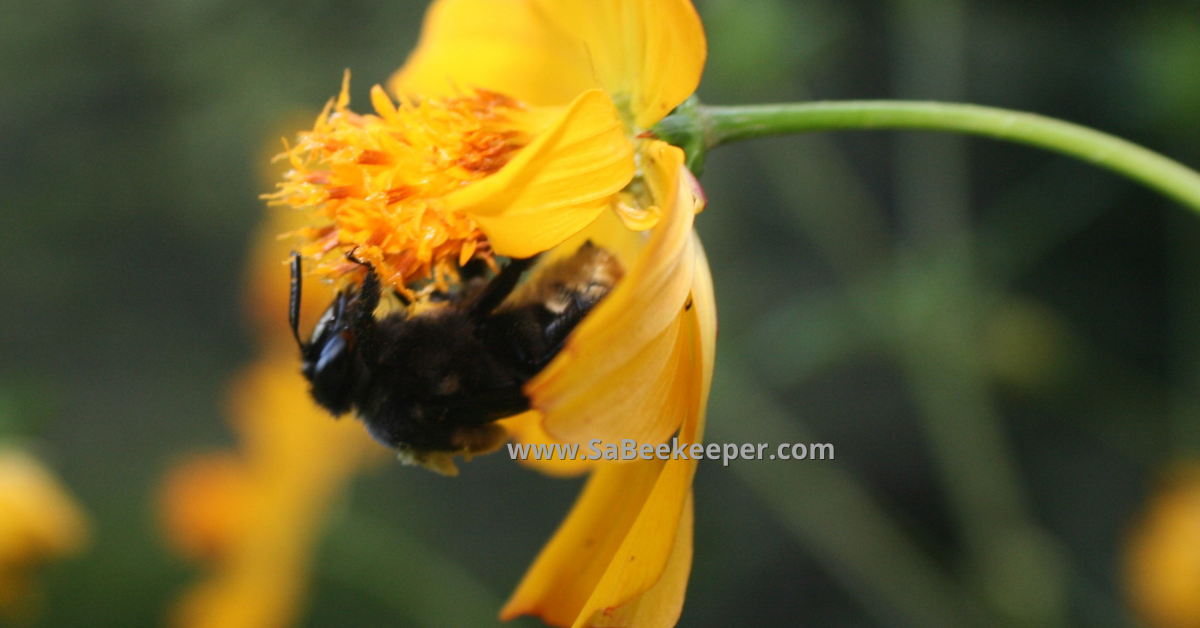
[289,243,623,473]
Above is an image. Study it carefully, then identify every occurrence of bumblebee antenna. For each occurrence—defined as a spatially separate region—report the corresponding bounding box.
[289,251,305,348]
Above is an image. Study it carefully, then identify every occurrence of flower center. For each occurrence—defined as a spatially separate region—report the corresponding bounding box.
[267,75,533,295]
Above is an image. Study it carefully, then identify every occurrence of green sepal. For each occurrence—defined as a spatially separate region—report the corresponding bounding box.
[652,95,708,176]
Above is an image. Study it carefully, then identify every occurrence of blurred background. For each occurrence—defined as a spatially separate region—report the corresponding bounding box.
[3,0,1200,626]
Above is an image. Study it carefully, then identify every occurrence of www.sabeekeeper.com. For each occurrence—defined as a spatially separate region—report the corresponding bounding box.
[507,439,834,466]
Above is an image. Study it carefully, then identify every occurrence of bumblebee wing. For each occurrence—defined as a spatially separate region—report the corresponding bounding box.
[488,242,624,372]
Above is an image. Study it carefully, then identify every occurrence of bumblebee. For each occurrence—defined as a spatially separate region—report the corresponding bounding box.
[289,243,623,474]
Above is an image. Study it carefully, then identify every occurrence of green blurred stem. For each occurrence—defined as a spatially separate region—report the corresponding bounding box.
[665,101,1200,213]
[711,356,1001,628]
[321,512,507,628]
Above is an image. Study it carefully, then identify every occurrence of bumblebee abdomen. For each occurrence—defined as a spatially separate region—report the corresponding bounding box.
[352,309,528,451]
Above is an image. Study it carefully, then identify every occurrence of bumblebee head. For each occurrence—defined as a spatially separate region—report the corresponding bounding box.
[290,253,360,416]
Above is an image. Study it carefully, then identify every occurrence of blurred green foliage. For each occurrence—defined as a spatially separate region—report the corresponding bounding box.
[4,0,1200,626]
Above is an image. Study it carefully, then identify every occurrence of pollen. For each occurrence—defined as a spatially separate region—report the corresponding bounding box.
[265,73,533,294]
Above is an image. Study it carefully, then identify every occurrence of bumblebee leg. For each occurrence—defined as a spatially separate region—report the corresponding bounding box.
[458,257,491,281]
[469,255,539,317]
[477,244,622,376]
[347,264,383,364]
[488,293,595,375]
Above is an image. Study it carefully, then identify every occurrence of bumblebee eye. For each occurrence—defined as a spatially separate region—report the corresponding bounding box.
[309,293,349,344]
[313,332,350,376]
[303,328,358,416]
[310,307,336,343]
[321,329,352,369]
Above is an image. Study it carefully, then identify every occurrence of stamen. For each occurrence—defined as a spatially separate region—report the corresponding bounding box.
[265,74,532,296]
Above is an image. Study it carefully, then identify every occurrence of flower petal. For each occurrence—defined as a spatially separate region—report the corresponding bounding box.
[564,279,711,626]
[169,357,383,628]
[389,0,597,106]
[583,492,694,628]
[160,454,252,561]
[614,201,662,232]
[689,233,717,428]
[391,0,705,129]
[0,450,88,622]
[566,457,692,628]
[0,450,88,564]
[1124,464,1200,628]
[504,245,715,627]
[499,411,595,478]
[529,0,707,128]
[539,201,646,273]
[500,457,668,627]
[445,89,636,259]
[529,141,696,445]
[545,312,693,446]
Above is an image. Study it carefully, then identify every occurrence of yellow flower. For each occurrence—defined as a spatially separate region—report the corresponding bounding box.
[0,447,88,621]
[160,214,385,628]
[266,0,705,294]
[1124,464,1200,628]
[269,0,715,626]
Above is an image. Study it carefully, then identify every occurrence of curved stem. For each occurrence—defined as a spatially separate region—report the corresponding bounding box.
[699,101,1200,213]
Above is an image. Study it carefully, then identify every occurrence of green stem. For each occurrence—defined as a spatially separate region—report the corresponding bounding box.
[691,101,1200,213]
[321,512,507,628]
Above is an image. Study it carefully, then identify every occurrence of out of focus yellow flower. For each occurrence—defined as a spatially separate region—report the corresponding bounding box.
[267,0,714,626]
[0,447,88,621]
[1124,463,1200,628]
[161,359,382,628]
[160,214,385,628]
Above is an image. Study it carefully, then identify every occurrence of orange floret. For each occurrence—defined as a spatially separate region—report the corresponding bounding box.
[265,72,532,294]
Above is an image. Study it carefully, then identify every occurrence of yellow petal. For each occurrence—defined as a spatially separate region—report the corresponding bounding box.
[584,492,694,628]
[614,198,662,232]
[567,458,692,627]
[501,457,667,627]
[1124,464,1200,628]
[391,0,706,129]
[546,312,694,447]
[226,355,381,470]
[499,411,595,478]
[0,449,88,623]
[160,454,253,561]
[690,233,717,430]
[0,450,88,564]
[169,357,384,628]
[389,0,597,106]
[541,202,646,274]
[445,89,636,259]
[529,0,707,128]
[529,141,697,444]
[564,295,710,626]
[504,257,714,626]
